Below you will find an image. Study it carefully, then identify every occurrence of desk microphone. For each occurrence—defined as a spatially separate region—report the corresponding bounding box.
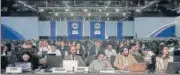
[72,55,75,72]
[72,55,75,60]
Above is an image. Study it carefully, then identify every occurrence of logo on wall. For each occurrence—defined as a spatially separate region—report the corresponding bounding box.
[72,22,79,34]
[94,23,101,34]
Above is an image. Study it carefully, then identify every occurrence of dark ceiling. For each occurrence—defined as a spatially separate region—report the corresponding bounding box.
[2,0,180,21]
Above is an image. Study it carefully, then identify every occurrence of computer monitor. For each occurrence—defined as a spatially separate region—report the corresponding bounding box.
[14,62,32,72]
[63,60,78,72]
[46,56,62,68]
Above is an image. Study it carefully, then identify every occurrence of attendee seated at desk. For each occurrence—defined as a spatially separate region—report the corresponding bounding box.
[38,40,51,57]
[47,44,62,56]
[86,41,105,66]
[63,45,86,67]
[117,42,124,54]
[114,46,137,71]
[22,40,32,49]
[129,44,143,62]
[156,46,173,72]
[89,40,105,56]
[143,49,155,63]
[105,44,117,60]
[76,42,86,60]
[142,49,156,73]
[21,40,38,56]
[57,41,68,58]
[89,53,112,72]
[17,52,39,70]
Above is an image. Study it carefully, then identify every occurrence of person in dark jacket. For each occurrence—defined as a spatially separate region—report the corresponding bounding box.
[21,40,38,56]
[89,41,105,56]
[1,56,8,70]
[86,41,104,66]
[57,41,68,58]
[18,52,39,70]
[75,43,86,60]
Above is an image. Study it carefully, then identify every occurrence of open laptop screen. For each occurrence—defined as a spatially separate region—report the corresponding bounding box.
[14,62,32,72]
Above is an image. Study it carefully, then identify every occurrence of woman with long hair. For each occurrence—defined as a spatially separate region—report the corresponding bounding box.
[76,42,86,60]
[38,40,51,57]
[156,46,173,72]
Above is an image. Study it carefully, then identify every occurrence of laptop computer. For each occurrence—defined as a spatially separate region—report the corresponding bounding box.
[14,62,32,72]
[166,62,180,74]
[174,56,180,62]
[41,51,48,58]
[46,56,62,68]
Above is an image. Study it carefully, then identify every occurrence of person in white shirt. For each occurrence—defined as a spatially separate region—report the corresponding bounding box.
[105,44,117,59]
[156,46,173,72]
[38,40,51,56]
[47,44,62,56]
[22,40,32,49]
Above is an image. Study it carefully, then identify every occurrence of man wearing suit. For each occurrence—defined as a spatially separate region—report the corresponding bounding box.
[89,41,105,56]
[63,45,86,67]
[86,41,105,66]
[57,41,68,58]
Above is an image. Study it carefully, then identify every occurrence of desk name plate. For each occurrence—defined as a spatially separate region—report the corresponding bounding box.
[52,68,67,73]
[100,68,115,73]
[6,67,22,74]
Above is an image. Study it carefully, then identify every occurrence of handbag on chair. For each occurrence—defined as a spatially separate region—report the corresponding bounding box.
[128,63,147,72]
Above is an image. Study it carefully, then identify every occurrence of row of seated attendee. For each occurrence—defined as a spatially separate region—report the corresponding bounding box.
[1,39,179,73]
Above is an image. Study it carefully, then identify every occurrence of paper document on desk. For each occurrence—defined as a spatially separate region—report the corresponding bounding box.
[63,60,78,72]
[100,68,115,73]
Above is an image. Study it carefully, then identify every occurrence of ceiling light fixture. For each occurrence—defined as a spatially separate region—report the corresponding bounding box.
[106,13,109,16]
[107,17,109,20]
[83,17,86,21]
[84,9,88,12]
[65,9,69,12]
[115,9,119,12]
[122,12,126,16]
[39,9,44,12]
[136,9,141,12]
[99,9,102,12]
[71,13,74,16]
[55,13,58,16]
[88,13,91,16]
